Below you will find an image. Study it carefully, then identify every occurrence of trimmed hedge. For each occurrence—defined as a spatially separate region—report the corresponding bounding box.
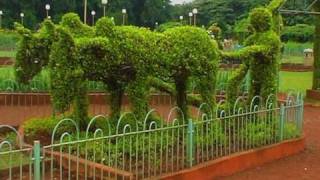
[281,24,314,43]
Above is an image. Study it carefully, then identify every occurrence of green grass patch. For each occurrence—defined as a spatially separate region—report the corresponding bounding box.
[0,51,16,58]
[281,55,304,64]
[0,30,20,51]
[279,71,313,95]
[282,42,313,64]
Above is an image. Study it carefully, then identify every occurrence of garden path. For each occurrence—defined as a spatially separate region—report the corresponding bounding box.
[218,106,320,180]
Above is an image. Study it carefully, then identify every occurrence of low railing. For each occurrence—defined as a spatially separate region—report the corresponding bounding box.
[0,94,304,180]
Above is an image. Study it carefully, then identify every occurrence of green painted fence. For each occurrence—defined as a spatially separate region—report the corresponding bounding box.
[0,93,304,180]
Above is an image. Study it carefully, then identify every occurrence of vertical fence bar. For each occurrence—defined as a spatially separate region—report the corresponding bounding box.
[299,98,304,135]
[279,104,285,141]
[33,141,41,180]
[187,119,194,168]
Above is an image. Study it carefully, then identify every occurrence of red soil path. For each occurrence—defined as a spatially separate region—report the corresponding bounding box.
[218,106,320,180]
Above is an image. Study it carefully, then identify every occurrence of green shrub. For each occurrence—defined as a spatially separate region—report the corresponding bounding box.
[239,122,274,147]
[194,120,227,147]
[22,117,73,144]
[283,123,300,140]
[281,24,314,43]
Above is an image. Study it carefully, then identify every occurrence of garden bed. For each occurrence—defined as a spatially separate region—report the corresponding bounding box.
[281,63,313,72]
[0,57,14,66]
[160,137,305,180]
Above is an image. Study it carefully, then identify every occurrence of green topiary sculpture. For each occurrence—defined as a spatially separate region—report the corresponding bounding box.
[222,7,281,106]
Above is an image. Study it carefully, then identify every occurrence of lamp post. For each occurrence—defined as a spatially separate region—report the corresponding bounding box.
[122,9,127,25]
[91,10,96,25]
[179,15,184,24]
[84,0,87,24]
[192,8,198,26]
[45,4,50,18]
[155,22,158,28]
[188,12,193,26]
[20,13,24,25]
[0,11,3,29]
[101,0,108,17]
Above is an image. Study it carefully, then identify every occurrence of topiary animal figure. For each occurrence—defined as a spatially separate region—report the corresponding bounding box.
[15,13,219,128]
[223,7,281,106]
[161,26,219,120]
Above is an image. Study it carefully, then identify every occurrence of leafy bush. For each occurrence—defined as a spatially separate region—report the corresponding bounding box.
[283,123,300,140]
[281,24,314,43]
[22,117,74,144]
[194,120,227,147]
[239,121,274,147]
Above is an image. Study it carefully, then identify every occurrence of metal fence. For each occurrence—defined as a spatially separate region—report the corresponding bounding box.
[0,94,304,180]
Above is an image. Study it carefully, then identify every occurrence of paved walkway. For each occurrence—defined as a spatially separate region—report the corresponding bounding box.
[218,106,320,180]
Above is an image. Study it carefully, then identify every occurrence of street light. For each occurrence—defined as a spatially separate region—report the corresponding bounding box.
[91,10,96,25]
[20,13,24,25]
[45,4,50,18]
[155,22,158,28]
[188,12,193,25]
[179,15,184,24]
[192,8,198,26]
[84,0,88,24]
[0,11,3,29]
[122,9,127,25]
[101,0,108,17]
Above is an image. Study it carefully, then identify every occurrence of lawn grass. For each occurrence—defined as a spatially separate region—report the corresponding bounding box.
[281,54,304,64]
[282,42,313,64]
[0,51,16,58]
[279,71,313,95]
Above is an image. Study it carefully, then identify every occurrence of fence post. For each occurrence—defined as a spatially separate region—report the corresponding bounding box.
[299,97,304,135]
[33,141,41,180]
[279,104,285,141]
[187,119,194,168]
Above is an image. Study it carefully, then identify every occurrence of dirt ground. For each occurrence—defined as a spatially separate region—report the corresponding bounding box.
[218,106,320,180]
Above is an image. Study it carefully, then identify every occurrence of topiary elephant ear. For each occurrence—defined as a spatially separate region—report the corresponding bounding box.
[95,17,116,38]
[60,13,94,38]
[14,20,55,84]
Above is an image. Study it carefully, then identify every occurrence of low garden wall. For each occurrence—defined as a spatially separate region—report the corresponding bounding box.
[161,137,305,180]
[0,93,227,126]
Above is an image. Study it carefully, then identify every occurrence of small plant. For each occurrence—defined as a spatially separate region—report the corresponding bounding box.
[283,122,300,140]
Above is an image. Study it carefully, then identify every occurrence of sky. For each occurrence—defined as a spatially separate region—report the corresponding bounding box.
[171,0,193,5]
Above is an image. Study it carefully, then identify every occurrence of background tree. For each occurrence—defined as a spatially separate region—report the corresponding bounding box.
[313,0,320,90]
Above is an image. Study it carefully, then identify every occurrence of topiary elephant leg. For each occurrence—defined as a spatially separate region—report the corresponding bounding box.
[175,78,189,122]
[198,73,216,118]
[73,81,89,130]
[108,81,124,122]
[50,27,89,129]
[227,64,249,108]
[127,79,149,123]
[128,80,149,122]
